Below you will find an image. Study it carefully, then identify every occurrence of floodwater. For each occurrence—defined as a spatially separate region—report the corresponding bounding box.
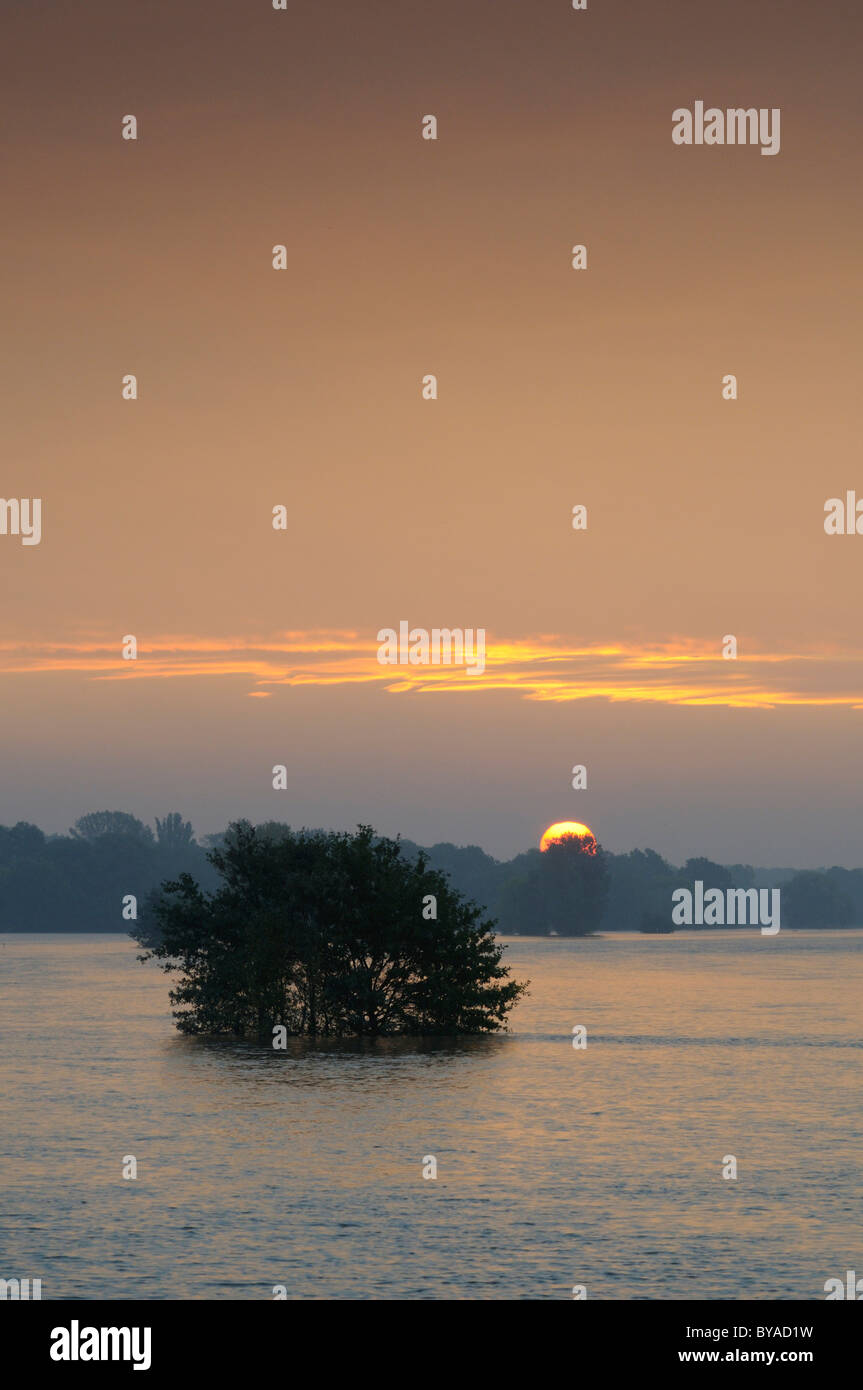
[1,930,861,1299]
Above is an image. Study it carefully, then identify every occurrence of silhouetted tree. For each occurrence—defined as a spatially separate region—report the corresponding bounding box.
[535,834,610,935]
[70,811,154,845]
[602,847,677,929]
[2,822,46,856]
[134,822,526,1037]
[498,835,609,935]
[682,857,733,889]
[496,866,542,935]
[783,870,853,928]
[155,813,195,850]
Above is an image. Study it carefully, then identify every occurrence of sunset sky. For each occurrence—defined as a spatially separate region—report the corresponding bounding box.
[2,0,861,864]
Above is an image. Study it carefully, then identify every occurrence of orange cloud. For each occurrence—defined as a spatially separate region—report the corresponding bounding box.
[1,631,862,710]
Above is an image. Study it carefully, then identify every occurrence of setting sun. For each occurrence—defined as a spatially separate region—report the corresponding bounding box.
[540,820,596,852]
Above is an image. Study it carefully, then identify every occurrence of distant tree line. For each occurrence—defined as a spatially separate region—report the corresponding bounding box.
[0,811,861,933]
[401,841,863,933]
[0,813,217,931]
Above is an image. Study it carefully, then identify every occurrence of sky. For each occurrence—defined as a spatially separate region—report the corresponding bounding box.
[2,0,862,865]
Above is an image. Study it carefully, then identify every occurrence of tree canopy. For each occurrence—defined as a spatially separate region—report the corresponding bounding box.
[783,869,853,927]
[134,822,526,1038]
[71,810,155,844]
[498,834,610,935]
[155,813,195,851]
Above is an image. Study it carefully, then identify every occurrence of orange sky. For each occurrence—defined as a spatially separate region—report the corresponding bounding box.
[2,0,861,863]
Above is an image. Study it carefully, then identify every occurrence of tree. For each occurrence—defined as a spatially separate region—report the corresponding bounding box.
[70,811,154,845]
[134,822,526,1037]
[603,847,678,929]
[155,813,196,850]
[496,849,544,933]
[498,835,609,935]
[682,857,733,889]
[783,870,853,928]
[534,834,610,935]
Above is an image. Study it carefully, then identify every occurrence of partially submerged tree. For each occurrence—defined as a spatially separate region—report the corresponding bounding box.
[134,822,526,1037]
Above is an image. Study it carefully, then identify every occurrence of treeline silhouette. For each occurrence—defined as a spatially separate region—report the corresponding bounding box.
[1,811,862,933]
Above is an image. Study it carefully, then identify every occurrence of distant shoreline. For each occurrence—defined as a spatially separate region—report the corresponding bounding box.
[4,926,863,936]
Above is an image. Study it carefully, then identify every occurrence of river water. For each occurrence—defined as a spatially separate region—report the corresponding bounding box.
[1,930,860,1299]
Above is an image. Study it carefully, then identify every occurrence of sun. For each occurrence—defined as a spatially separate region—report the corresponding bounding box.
[540,820,596,853]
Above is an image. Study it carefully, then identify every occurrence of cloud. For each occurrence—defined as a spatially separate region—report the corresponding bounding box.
[2,630,862,711]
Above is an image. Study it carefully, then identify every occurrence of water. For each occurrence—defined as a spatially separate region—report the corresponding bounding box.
[1,930,861,1300]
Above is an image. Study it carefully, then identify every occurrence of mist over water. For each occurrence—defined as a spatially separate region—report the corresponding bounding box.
[2,931,861,1300]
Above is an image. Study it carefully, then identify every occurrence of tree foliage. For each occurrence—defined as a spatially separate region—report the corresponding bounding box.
[155,812,196,850]
[70,811,154,844]
[783,870,853,928]
[498,835,610,935]
[134,822,526,1037]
